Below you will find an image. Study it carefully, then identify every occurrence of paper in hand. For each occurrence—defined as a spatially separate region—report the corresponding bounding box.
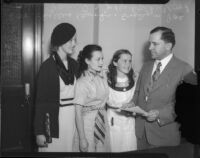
[120,106,148,117]
[120,101,136,109]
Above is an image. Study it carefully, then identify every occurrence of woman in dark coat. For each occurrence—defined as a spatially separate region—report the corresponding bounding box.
[34,23,78,152]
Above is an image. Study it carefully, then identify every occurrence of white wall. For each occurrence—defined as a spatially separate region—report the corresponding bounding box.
[43,1,195,72]
[162,0,195,68]
[98,4,162,72]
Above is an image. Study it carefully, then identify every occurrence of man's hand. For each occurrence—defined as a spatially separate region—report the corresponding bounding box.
[146,109,159,122]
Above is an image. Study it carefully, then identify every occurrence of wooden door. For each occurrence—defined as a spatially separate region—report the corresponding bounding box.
[1,3,43,153]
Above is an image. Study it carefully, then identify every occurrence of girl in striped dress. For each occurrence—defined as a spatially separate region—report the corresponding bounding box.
[73,45,111,152]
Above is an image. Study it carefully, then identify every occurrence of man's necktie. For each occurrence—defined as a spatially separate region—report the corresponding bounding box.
[152,62,162,82]
[145,62,162,101]
[94,108,106,148]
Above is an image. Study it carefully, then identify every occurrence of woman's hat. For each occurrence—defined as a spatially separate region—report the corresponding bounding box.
[51,23,76,47]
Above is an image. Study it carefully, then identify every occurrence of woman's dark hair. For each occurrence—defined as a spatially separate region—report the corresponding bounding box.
[77,44,102,78]
[107,49,135,88]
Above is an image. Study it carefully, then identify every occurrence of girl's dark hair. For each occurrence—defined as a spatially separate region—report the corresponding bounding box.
[77,44,102,78]
[107,49,135,88]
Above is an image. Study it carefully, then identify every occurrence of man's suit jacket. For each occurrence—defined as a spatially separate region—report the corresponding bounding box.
[134,55,197,146]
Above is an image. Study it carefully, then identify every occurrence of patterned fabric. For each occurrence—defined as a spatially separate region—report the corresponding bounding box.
[94,108,106,147]
[152,62,162,82]
[45,113,52,143]
[145,62,162,101]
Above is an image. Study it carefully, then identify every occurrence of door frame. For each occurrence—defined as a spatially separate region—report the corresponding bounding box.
[22,3,43,152]
[1,3,43,153]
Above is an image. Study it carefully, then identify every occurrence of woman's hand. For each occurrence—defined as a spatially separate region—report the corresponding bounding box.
[79,138,89,152]
[36,135,48,147]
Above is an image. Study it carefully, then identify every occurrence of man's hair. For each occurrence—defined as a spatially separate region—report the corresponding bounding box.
[150,26,176,49]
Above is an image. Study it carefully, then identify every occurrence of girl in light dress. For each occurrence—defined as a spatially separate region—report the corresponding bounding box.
[73,45,111,152]
[107,49,138,152]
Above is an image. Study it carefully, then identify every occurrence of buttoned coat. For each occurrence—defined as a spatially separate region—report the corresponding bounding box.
[134,55,197,146]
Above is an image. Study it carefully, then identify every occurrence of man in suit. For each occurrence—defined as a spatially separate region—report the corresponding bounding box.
[133,26,197,150]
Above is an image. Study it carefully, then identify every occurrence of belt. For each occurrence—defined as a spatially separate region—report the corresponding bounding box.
[60,98,73,101]
[106,104,120,110]
[60,98,74,107]
[59,103,74,107]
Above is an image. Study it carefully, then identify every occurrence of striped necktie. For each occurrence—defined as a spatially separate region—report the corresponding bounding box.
[145,62,162,101]
[152,62,162,82]
[94,108,106,148]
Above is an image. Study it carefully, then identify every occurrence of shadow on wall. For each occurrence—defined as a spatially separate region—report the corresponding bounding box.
[141,41,152,63]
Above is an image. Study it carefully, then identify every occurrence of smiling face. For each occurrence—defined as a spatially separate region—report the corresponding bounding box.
[86,50,104,73]
[114,53,132,76]
[149,31,172,60]
[59,33,77,55]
